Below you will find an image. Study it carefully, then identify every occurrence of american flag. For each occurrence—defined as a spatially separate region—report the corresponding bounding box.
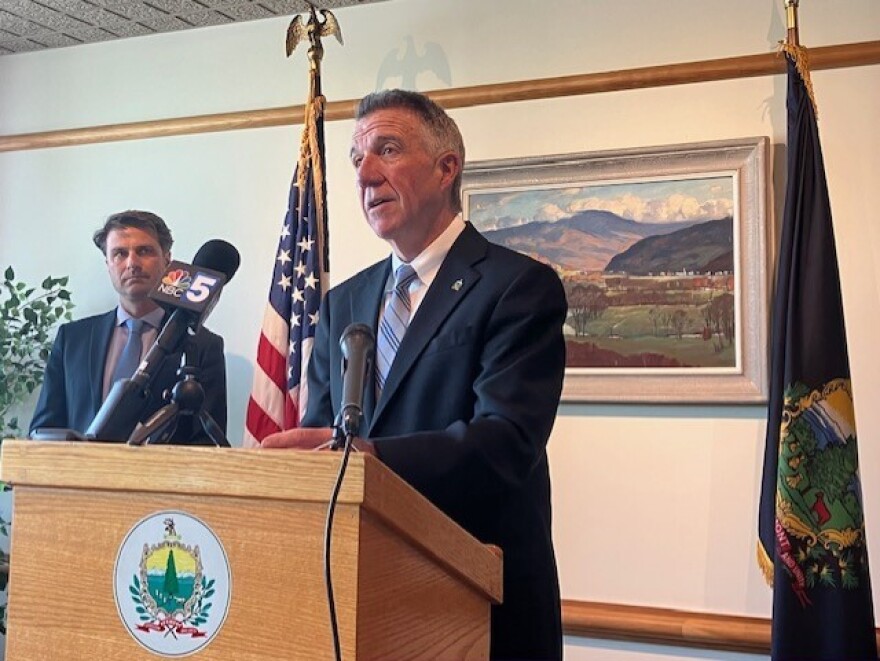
[244,98,328,447]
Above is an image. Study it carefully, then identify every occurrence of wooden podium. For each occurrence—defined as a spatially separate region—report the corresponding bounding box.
[0,440,502,660]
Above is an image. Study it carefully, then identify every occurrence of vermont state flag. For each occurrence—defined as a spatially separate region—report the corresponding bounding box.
[757,46,878,660]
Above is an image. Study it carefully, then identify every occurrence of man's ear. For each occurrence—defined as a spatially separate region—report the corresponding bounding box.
[437,151,461,191]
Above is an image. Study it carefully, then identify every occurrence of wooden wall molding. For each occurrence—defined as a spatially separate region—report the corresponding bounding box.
[563,600,771,654]
[563,599,880,654]
[1,40,878,154]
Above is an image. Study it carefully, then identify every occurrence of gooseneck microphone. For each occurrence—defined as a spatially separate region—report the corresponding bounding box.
[324,323,375,661]
[85,239,240,442]
[336,323,375,438]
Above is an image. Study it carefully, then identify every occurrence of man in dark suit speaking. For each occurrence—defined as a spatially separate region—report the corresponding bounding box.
[30,210,227,444]
[260,90,567,659]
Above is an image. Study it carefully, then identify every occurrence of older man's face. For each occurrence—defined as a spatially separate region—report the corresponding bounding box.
[350,108,453,260]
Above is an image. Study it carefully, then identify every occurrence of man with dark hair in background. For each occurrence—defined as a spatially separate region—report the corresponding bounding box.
[260,90,567,660]
[30,210,227,444]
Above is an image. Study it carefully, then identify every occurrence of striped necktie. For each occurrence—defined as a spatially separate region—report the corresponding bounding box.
[111,318,146,384]
[376,264,419,393]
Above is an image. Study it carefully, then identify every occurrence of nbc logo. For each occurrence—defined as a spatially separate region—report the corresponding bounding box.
[162,269,192,289]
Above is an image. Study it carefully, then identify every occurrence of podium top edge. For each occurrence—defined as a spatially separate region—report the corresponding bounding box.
[0,439,503,601]
[1,439,370,501]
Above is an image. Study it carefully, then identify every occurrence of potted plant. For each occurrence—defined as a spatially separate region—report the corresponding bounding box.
[1,267,74,438]
[0,266,74,635]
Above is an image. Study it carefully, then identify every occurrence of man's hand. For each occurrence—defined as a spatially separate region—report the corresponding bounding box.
[258,427,378,457]
[260,427,334,449]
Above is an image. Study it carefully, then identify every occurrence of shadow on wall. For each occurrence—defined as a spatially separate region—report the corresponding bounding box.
[376,35,452,91]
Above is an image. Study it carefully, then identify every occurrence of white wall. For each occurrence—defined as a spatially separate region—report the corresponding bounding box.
[1,1,879,659]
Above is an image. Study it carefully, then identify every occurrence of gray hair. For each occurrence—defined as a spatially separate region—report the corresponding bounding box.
[356,89,465,213]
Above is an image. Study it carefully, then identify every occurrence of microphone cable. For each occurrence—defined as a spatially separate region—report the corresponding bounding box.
[322,428,355,661]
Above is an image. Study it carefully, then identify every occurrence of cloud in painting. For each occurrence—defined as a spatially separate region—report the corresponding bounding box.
[466,177,734,229]
[536,203,569,222]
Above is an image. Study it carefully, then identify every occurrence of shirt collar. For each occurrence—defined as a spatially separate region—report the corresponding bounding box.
[389,215,466,288]
[116,306,164,330]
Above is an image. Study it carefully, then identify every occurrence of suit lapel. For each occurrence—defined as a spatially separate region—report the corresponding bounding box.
[371,225,487,428]
[89,311,117,411]
[348,260,390,427]
[349,260,389,328]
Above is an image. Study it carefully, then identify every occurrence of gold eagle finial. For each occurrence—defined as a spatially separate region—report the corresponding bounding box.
[286,5,343,58]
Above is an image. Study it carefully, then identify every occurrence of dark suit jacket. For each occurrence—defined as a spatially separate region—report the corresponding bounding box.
[303,223,567,660]
[30,309,227,445]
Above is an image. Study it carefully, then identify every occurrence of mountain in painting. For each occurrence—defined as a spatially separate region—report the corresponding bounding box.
[481,210,697,271]
[605,217,733,274]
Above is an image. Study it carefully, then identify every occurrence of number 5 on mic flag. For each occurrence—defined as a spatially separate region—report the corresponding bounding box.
[151,260,226,332]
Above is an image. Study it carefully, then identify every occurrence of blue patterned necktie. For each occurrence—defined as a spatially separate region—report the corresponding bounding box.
[111,318,146,384]
[376,264,419,393]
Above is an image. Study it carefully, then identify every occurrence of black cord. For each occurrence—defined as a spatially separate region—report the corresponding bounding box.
[323,430,354,661]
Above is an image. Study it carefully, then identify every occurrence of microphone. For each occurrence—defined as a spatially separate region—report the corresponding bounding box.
[337,323,375,438]
[150,241,239,329]
[134,239,240,385]
[85,239,240,442]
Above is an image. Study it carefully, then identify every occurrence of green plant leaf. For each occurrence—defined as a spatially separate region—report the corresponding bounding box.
[1,267,74,437]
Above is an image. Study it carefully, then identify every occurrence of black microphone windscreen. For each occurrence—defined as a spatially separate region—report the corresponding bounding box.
[340,323,376,353]
[193,239,241,282]
[338,323,375,437]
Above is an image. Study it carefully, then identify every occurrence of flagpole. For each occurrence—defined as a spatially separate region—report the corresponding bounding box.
[287,4,341,281]
[779,0,817,116]
[785,0,799,47]
[285,10,348,661]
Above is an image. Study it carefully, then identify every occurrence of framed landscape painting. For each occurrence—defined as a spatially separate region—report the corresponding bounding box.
[462,137,770,403]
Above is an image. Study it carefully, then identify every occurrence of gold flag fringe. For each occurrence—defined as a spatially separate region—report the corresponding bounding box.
[295,93,328,290]
[778,41,819,118]
[297,94,327,237]
[757,540,774,586]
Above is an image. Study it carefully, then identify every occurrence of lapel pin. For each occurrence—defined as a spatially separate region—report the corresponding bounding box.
[451,279,463,291]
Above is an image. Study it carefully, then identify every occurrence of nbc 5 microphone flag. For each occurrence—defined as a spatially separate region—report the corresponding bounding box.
[244,98,329,447]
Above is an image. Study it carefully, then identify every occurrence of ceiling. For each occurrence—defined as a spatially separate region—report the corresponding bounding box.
[0,0,386,56]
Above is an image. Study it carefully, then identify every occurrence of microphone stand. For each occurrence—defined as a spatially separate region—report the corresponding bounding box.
[321,406,364,451]
[127,339,229,447]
